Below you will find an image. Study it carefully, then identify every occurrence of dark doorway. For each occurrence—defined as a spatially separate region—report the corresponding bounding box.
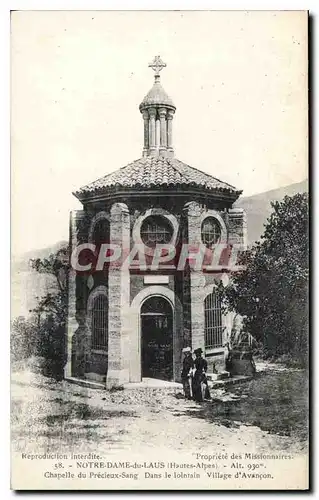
[141,296,173,380]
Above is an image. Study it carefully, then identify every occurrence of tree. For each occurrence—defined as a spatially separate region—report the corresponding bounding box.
[219,193,308,366]
[11,316,38,363]
[30,245,69,327]
[29,245,70,378]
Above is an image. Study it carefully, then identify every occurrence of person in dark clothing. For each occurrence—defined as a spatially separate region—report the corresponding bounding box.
[224,342,233,373]
[181,347,194,400]
[192,348,210,402]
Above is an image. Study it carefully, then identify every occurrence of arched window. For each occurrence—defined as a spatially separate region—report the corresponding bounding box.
[92,218,110,273]
[140,215,173,247]
[91,294,108,351]
[204,291,223,349]
[201,217,221,247]
[93,218,109,247]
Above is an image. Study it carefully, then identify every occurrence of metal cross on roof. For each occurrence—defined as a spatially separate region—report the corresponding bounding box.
[148,55,166,77]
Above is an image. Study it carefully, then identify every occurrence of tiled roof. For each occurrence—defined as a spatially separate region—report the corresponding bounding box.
[74,156,241,199]
[139,80,175,109]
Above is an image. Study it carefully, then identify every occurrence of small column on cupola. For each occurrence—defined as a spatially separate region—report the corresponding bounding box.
[159,107,167,156]
[148,107,157,154]
[139,55,176,158]
[142,110,149,157]
[167,109,175,156]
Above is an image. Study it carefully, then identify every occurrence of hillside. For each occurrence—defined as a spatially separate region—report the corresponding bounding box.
[235,179,308,246]
[11,241,68,319]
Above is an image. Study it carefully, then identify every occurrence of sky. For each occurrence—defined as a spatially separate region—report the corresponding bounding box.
[11,10,308,256]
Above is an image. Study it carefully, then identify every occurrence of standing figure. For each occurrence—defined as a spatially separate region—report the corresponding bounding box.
[181,347,194,400]
[224,341,233,373]
[192,348,210,402]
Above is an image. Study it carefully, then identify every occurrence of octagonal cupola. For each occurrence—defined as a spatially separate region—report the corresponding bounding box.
[139,56,176,158]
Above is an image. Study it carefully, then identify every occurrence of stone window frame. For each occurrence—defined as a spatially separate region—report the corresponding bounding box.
[88,211,110,244]
[200,210,227,247]
[203,283,226,355]
[86,285,108,354]
[128,285,183,382]
[132,208,179,256]
[201,217,222,246]
[140,215,174,247]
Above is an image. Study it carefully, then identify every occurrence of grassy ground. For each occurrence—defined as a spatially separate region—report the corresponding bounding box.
[11,364,308,456]
[186,370,308,442]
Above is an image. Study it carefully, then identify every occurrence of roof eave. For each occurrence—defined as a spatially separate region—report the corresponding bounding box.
[73,185,242,205]
[139,102,176,113]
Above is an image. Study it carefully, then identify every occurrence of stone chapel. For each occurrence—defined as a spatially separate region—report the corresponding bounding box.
[65,56,247,388]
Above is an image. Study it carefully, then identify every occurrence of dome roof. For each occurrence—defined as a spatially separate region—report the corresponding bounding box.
[139,78,176,110]
[74,56,242,204]
[74,156,241,201]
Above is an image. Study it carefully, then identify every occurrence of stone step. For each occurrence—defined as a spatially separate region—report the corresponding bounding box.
[206,371,230,381]
[208,374,253,389]
[65,376,105,390]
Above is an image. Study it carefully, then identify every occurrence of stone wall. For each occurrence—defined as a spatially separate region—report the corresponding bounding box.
[65,210,90,379]
[227,207,247,247]
[67,195,246,385]
[106,203,131,388]
[130,273,175,302]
